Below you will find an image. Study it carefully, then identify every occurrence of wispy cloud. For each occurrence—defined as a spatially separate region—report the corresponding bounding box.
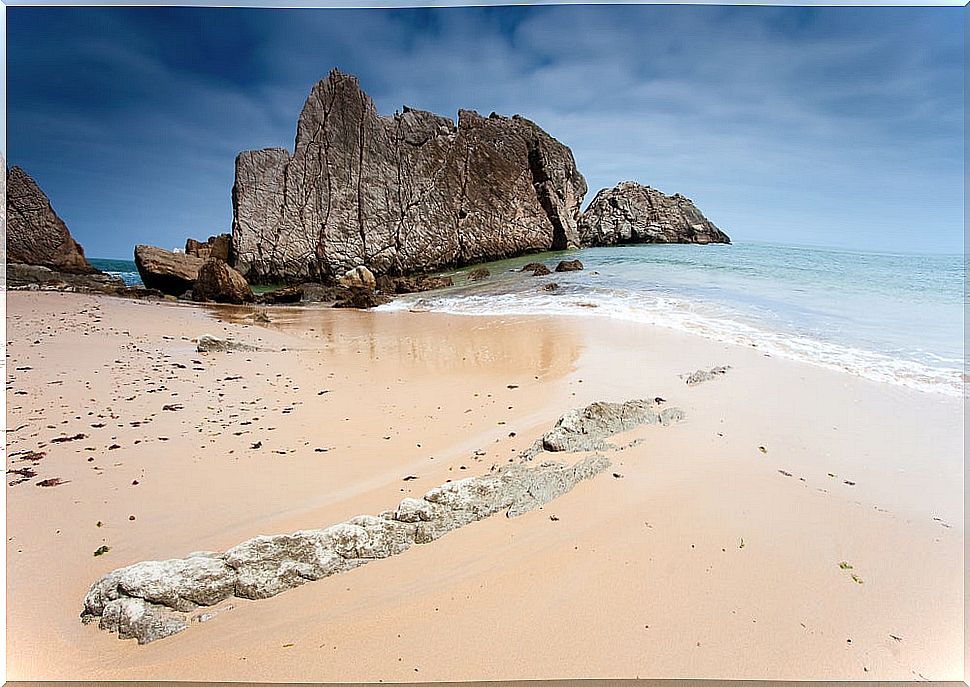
[7,5,963,257]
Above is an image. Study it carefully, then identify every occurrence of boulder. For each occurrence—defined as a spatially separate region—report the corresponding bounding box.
[185,234,231,262]
[467,267,490,281]
[231,69,587,283]
[531,264,552,276]
[555,259,584,272]
[192,260,254,304]
[6,166,98,274]
[337,266,377,290]
[133,245,205,296]
[682,365,731,386]
[579,181,730,246]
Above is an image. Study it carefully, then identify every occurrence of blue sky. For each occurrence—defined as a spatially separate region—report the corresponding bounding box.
[7,5,964,258]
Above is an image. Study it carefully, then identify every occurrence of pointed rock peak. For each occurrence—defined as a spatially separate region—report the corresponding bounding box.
[6,166,98,274]
[296,69,376,150]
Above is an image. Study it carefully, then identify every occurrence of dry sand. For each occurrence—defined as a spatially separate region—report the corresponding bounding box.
[4,291,964,681]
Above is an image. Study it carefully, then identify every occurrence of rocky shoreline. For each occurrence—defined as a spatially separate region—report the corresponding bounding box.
[6,70,729,309]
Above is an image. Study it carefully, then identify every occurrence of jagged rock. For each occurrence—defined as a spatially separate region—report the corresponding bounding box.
[231,69,587,283]
[258,285,305,304]
[80,398,681,644]
[96,597,188,645]
[467,267,490,281]
[536,399,685,454]
[555,259,583,272]
[6,166,98,274]
[338,266,377,290]
[196,334,261,353]
[532,264,552,276]
[185,234,231,262]
[540,282,560,292]
[682,365,731,386]
[134,245,206,296]
[579,182,730,246]
[81,557,236,617]
[224,530,361,600]
[192,260,254,305]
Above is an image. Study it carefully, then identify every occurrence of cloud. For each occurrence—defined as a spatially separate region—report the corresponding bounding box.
[6,5,963,257]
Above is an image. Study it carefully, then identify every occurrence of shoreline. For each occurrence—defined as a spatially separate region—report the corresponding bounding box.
[5,291,964,681]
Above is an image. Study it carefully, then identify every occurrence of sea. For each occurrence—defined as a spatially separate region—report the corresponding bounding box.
[89,258,143,287]
[91,242,965,397]
[379,242,966,398]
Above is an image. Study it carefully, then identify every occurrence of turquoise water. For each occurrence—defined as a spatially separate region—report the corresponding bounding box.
[380,242,965,397]
[90,258,142,286]
[92,244,965,395]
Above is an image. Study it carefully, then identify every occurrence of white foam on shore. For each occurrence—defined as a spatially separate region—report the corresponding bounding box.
[379,290,964,398]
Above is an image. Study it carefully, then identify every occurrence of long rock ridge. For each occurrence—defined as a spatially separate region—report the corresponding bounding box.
[80,398,681,644]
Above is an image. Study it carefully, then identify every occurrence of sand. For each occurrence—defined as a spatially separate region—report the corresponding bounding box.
[4,291,964,681]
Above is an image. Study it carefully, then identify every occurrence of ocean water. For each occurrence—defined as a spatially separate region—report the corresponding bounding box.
[90,258,142,286]
[379,242,966,397]
[90,245,964,396]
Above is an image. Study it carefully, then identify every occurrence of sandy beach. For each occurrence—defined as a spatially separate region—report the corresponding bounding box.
[4,290,963,681]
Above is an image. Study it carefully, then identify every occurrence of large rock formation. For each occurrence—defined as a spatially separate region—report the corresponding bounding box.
[6,166,98,273]
[578,181,730,246]
[192,260,254,304]
[134,245,206,296]
[231,69,587,284]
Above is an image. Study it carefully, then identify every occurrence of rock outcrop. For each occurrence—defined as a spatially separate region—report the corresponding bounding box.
[682,365,731,386]
[133,245,205,296]
[5,263,124,292]
[231,69,587,284]
[185,234,231,262]
[192,260,254,304]
[578,182,730,246]
[6,166,98,274]
[555,259,584,272]
[525,398,684,456]
[196,335,263,353]
[80,398,683,644]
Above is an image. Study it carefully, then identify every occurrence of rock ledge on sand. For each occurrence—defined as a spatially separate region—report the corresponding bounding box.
[80,398,683,644]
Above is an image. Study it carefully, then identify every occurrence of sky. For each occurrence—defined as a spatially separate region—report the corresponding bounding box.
[6,4,965,258]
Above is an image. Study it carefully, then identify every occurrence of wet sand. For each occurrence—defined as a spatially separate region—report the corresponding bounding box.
[4,291,963,681]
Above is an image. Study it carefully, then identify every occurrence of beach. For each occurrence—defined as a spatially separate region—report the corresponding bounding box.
[5,290,964,681]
